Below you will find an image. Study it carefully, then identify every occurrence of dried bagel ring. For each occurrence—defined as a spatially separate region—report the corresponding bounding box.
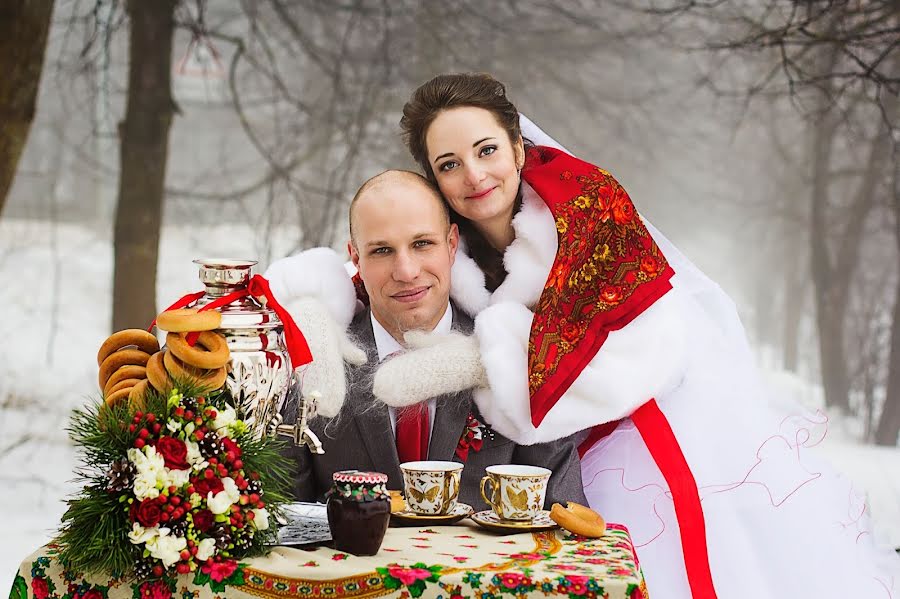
[104,386,134,407]
[129,379,150,411]
[163,350,227,391]
[103,365,147,396]
[549,502,606,538]
[98,349,152,390]
[146,350,174,394]
[156,308,221,333]
[97,329,160,366]
[166,331,230,370]
[106,378,142,397]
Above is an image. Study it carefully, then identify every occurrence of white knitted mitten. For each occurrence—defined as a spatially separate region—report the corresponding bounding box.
[284,297,366,417]
[372,330,488,407]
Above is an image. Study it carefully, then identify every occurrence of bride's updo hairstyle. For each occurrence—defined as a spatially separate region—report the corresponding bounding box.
[400,73,530,290]
[400,73,525,185]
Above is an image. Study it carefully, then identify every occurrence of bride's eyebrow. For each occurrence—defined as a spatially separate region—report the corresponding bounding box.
[432,137,496,164]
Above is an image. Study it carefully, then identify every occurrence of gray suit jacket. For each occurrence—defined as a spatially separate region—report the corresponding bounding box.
[282,307,587,511]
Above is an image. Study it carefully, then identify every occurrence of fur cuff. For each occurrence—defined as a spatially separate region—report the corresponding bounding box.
[264,248,357,329]
[472,294,687,445]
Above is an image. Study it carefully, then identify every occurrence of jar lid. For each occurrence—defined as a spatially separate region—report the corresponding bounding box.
[332,470,388,485]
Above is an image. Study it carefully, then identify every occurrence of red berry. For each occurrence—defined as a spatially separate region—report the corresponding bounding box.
[190,545,198,555]
[180,549,190,560]
[197,397,206,404]
[249,493,259,504]
[246,510,255,520]
[128,424,136,433]
[207,410,217,419]
[139,428,150,439]
[135,411,144,419]
[165,504,175,513]
[184,410,194,420]
[186,485,195,495]
[233,459,243,469]
[208,457,218,465]
[176,562,190,574]
[134,438,146,449]
[204,469,214,479]
[146,413,156,423]
[194,430,204,440]
[256,501,265,509]
[170,496,181,506]
[152,423,162,434]
[239,496,249,506]
[152,565,164,577]
[160,512,170,522]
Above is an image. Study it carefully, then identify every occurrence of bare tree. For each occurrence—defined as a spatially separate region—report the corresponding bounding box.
[111,0,179,330]
[0,0,55,215]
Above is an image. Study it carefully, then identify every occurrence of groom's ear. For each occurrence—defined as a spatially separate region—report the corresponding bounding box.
[348,240,360,271]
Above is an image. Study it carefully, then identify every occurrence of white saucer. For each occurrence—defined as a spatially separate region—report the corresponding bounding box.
[470,510,558,533]
[390,502,474,526]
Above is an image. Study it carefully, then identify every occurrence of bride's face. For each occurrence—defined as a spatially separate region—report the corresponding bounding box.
[425,107,525,228]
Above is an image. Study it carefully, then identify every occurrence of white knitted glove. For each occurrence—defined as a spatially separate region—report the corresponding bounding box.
[284,297,366,417]
[372,330,488,408]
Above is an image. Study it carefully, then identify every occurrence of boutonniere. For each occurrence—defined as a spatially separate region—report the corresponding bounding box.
[455,413,494,462]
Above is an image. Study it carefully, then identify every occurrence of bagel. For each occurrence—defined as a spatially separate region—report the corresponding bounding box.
[129,379,150,411]
[166,331,230,370]
[106,378,142,397]
[163,350,227,391]
[146,350,174,394]
[549,502,606,538]
[156,308,221,333]
[97,329,160,366]
[104,386,134,407]
[98,349,152,390]
[103,365,147,396]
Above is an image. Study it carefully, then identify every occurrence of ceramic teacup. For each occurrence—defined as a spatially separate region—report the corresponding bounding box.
[480,464,550,521]
[400,461,464,515]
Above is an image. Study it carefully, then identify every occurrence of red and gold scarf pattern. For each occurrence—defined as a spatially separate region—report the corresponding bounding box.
[521,147,674,426]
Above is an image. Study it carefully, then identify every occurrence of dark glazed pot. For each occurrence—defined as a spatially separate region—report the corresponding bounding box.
[326,471,390,556]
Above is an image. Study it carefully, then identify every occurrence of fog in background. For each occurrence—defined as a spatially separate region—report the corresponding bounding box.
[2,1,898,445]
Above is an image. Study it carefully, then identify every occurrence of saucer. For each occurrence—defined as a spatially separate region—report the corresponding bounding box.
[470,510,558,533]
[390,503,474,526]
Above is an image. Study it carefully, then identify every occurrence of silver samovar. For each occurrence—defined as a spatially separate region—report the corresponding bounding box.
[190,258,323,454]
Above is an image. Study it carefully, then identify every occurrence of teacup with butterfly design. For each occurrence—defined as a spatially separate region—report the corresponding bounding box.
[480,464,550,521]
[400,461,464,515]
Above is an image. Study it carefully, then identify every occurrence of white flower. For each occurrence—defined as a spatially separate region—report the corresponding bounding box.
[185,440,207,470]
[212,406,237,436]
[128,522,160,545]
[222,477,241,503]
[252,508,269,531]
[207,490,234,515]
[195,538,217,562]
[166,419,181,433]
[146,529,187,567]
[166,467,191,489]
[184,422,196,437]
[133,475,160,500]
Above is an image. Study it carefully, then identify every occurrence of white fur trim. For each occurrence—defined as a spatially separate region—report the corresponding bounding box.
[449,237,491,317]
[519,113,572,153]
[448,183,558,312]
[264,248,357,329]
[473,293,688,445]
[491,182,558,307]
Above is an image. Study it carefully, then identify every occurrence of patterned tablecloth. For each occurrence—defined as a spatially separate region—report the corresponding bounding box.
[10,521,646,599]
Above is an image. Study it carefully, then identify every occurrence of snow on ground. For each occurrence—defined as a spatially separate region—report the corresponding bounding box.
[1,220,898,594]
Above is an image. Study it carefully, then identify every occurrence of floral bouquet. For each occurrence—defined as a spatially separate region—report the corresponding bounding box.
[55,385,291,581]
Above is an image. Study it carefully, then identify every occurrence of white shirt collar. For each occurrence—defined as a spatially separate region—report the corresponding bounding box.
[370,303,453,361]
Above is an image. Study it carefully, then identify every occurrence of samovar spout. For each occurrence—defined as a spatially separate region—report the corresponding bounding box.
[272,390,325,455]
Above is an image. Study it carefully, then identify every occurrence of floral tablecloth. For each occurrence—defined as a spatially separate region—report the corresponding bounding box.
[10,521,646,599]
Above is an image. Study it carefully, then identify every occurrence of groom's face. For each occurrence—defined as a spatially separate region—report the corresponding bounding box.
[349,173,459,343]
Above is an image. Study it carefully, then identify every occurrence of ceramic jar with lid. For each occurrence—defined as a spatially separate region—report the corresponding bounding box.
[326,470,391,555]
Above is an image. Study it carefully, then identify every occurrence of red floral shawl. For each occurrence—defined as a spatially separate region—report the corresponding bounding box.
[521,146,674,426]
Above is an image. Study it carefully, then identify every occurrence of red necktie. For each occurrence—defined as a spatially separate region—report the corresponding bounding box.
[396,404,429,463]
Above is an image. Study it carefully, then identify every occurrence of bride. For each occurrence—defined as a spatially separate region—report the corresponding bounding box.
[266,73,900,598]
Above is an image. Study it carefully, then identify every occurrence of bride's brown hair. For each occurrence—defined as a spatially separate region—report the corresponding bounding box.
[400,73,530,290]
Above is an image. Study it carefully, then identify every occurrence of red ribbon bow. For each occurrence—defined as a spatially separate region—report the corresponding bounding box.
[152,274,313,368]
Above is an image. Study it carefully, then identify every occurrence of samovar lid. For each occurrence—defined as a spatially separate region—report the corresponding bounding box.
[192,258,281,330]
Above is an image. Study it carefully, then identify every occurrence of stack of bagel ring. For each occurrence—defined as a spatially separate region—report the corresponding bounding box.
[98,329,161,409]
[148,308,230,395]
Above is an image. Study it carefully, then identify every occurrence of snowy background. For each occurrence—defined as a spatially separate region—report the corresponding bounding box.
[2,219,899,594]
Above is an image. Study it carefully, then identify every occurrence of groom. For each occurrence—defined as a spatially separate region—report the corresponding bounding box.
[277,170,586,509]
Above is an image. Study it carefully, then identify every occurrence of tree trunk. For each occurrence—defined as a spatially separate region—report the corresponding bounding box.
[782,251,805,372]
[876,272,900,446]
[112,0,178,331]
[0,0,55,216]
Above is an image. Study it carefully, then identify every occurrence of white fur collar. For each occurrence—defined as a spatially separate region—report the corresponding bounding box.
[450,182,557,316]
